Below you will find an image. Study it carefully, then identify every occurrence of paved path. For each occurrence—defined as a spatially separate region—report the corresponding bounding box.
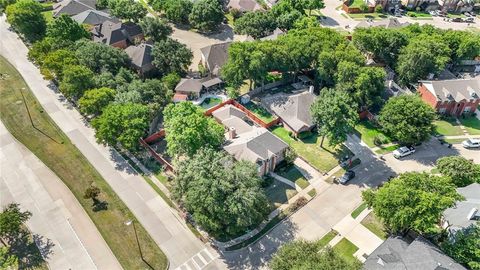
[0,16,226,270]
[0,121,122,270]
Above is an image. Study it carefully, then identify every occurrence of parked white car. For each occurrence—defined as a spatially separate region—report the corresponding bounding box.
[393,146,415,159]
[462,138,480,148]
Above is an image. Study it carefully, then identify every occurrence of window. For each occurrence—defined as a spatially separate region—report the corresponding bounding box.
[439,107,446,113]
[464,106,471,113]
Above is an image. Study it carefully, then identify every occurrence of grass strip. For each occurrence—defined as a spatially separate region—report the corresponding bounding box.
[317,230,338,247]
[351,202,367,219]
[0,56,168,270]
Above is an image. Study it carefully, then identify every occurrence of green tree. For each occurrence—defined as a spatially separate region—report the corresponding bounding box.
[293,15,320,29]
[139,17,172,42]
[6,0,46,41]
[303,0,325,15]
[163,0,192,24]
[359,2,369,12]
[92,103,150,151]
[442,224,480,270]
[276,10,303,30]
[0,0,16,13]
[40,49,78,80]
[0,203,32,244]
[352,27,408,66]
[188,0,223,31]
[437,156,480,187]
[59,65,94,99]
[161,73,181,91]
[78,87,116,116]
[270,241,361,270]
[351,67,386,110]
[83,183,101,203]
[234,11,277,39]
[46,14,89,42]
[396,35,451,86]
[362,172,461,234]
[75,40,129,74]
[174,148,269,238]
[0,247,18,269]
[375,4,383,13]
[163,102,224,157]
[108,0,147,22]
[117,79,171,114]
[151,38,193,75]
[310,89,358,147]
[378,95,436,145]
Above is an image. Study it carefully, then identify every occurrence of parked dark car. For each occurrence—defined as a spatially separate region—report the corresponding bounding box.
[339,170,355,185]
[452,17,463,22]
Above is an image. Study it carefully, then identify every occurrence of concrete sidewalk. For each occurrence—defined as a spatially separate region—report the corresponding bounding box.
[0,121,121,270]
[0,16,225,270]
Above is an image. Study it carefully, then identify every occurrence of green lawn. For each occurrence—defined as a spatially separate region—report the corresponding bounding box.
[434,119,464,136]
[349,0,365,8]
[264,180,298,209]
[307,188,317,198]
[348,13,389,20]
[272,127,353,173]
[361,212,387,240]
[443,138,466,144]
[244,101,276,123]
[375,144,398,154]
[199,97,222,110]
[459,116,480,135]
[317,230,338,247]
[276,164,310,189]
[0,56,168,269]
[355,121,391,148]
[447,13,466,18]
[351,202,367,219]
[406,11,433,19]
[333,238,360,265]
[42,10,53,23]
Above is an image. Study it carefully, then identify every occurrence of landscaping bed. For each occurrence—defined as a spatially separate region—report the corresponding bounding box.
[361,212,387,240]
[351,202,368,219]
[272,126,353,173]
[0,56,168,270]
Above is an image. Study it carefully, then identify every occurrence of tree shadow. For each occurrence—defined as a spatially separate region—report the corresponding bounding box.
[92,199,109,212]
[220,218,298,269]
[8,230,53,269]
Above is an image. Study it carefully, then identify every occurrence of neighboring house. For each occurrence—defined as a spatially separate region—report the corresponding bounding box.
[175,78,204,98]
[212,105,288,176]
[442,183,480,234]
[263,90,316,136]
[401,0,438,10]
[91,21,144,49]
[364,236,467,270]
[200,42,232,76]
[53,0,97,17]
[418,78,480,116]
[438,0,474,12]
[375,0,402,12]
[125,43,154,75]
[355,18,410,29]
[227,0,263,12]
[260,28,285,41]
[71,9,119,26]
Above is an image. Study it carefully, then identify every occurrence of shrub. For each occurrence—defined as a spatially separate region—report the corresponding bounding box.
[375,5,382,13]
[230,8,242,19]
[373,134,388,146]
[287,196,308,213]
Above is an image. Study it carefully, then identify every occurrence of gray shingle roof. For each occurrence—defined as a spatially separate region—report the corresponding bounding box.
[92,21,142,45]
[125,43,154,72]
[364,236,467,270]
[200,42,231,74]
[420,78,480,102]
[71,9,118,25]
[263,91,316,133]
[53,0,97,17]
[174,78,204,94]
[227,0,263,12]
[443,183,480,231]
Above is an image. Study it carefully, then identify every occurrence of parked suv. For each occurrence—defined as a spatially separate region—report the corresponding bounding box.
[462,138,480,148]
[338,170,355,185]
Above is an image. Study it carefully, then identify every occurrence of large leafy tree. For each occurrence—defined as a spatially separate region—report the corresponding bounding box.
[46,14,89,42]
[378,95,436,145]
[270,241,361,270]
[188,0,223,32]
[362,172,461,234]
[151,38,193,75]
[275,9,302,31]
[310,89,358,147]
[352,27,408,66]
[436,156,480,187]
[442,30,480,63]
[163,102,224,157]
[0,247,18,269]
[40,49,78,80]
[108,0,146,22]
[234,11,277,39]
[161,0,192,24]
[116,79,171,115]
[442,224,480,270]
[75,40,129,74]
[0,203,32,244]
[78,87,116,116]
[92,103,150,151]
[174,148,269,238]
[6,0,46,41]
[396,34,451,86]
[59,65,95,99]
[139,17,172,42]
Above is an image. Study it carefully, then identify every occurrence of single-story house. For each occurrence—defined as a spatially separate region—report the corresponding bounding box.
[212,105,288,176]
[227,0,263,12]
[125,43,154,75]
[200,42,231,76]
[91,21,143,49]
[263,90,316,136]
[418,78,480,116]
[364,236,467,270]
[174,77,224,99]
[71,9,119,26]
[442,183,480,234]
[53,0,97,17]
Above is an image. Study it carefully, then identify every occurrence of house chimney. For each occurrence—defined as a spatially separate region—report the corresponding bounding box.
[228,127,237,140]
[309,85,314,94]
